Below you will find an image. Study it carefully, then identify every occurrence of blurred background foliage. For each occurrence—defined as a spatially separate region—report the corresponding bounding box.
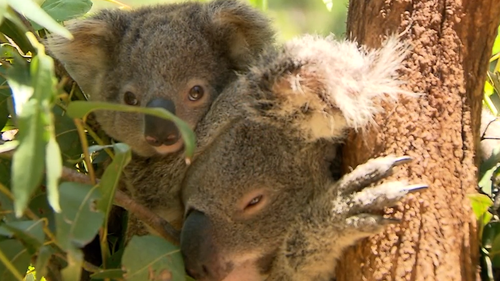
[91,0,349,41]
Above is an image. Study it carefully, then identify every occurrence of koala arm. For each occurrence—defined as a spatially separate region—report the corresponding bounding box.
[268,156,426,281]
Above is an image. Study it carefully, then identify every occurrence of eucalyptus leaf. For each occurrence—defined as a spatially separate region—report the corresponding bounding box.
[61,248,83,281]
[97,143,130,232]
[66,101,196,159]
[29,192,56,233]
[90,268,125,280]
[41,0,92,22]
[0,220,44,254]
[0,239,31,281]
[122,235,185,281]
[35,245,54,281]
[7,0,72,39]
[0,14,34,54]
[54,106,82,166]
[55,182,103,251]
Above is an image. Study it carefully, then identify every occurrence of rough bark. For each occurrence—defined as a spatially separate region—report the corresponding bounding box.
[337,0,500,280]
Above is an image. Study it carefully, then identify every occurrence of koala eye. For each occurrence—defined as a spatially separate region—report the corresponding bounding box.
[244,195,263,210]
[188,85,204,101]
[124,91,140,106]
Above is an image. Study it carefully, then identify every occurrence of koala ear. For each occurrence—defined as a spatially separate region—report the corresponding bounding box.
[248,35,412,142]
[47,14,124,98]
[206,0,274,70]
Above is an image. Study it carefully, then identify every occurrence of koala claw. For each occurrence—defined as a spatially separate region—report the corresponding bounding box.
[405,184,429,193]
[338,155,412,195]
[393,155,413,166]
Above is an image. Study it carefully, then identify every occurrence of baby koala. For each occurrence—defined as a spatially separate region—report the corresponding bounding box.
[48,0,273,157]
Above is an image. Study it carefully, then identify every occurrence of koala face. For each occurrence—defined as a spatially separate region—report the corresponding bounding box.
[96,17,232,156]
[178,35,412,280]
[181,120,336,281]
[48,0,273,157]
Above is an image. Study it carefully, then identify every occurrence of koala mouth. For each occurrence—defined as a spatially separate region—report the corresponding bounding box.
[152,138,184,154]
[220,260,264,281]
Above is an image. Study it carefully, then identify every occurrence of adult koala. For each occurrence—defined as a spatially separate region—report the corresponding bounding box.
[179,35,427,281]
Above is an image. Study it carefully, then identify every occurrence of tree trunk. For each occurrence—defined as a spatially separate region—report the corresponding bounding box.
[337,0,500,280]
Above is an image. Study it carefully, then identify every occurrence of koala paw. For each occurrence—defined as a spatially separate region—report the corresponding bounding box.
[331,155,427,234]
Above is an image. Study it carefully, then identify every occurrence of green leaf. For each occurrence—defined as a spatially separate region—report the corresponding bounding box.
[122,235,186,281]
[469,193,493,241]
[55,182,103,250]
[45,137,62,212]
[0,13,34,54]
[97,143,130,231]
[29,192,56,233]
[41,0,92,22]
[61,248,83,281]
[9,34,62,216]
[0,78,11,131]
[90,268,125,280]
[66,101,196,159]
[11,99,46,217]
[0,239,31,281]
[0,220,44,254]
[492,26,500,55]
[53,106,82,166]
[0,0,7,26]
[7,0,72,39]
[469,194,493,221]
[34,245,54,281]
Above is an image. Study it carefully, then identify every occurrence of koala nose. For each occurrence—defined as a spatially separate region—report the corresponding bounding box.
[144,98,181,146]
[181,210,229,281]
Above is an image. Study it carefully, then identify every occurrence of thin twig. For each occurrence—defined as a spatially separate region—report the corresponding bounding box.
[73,119,96,185]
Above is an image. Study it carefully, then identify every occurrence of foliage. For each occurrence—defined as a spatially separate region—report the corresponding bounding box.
[0,0,194,280]
[476,26,500,281]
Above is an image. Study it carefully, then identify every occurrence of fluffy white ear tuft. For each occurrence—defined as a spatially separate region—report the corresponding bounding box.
[256,35,414,141]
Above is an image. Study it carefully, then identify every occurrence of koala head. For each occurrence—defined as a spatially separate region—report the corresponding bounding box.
[48,0,274,157]
[179,35,410,281]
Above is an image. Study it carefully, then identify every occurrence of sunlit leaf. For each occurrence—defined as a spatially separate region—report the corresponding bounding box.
[66,101,196,159]
[122,235,185,281]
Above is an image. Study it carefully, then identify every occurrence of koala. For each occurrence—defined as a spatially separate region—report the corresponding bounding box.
[177,35,427,281]
[47,0,274,157]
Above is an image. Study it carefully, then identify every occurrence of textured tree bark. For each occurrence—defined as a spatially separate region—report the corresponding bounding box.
[336,0,500,280]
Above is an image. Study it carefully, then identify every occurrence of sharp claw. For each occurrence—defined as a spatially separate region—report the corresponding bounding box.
[393,155,413,166]
[404,184,428,193]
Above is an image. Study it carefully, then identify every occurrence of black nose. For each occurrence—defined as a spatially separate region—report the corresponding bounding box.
[144,98,180,146]
[181,210,229,281]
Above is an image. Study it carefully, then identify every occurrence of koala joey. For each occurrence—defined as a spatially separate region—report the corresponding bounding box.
[177,35,428,281]
[47,0,274,157]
